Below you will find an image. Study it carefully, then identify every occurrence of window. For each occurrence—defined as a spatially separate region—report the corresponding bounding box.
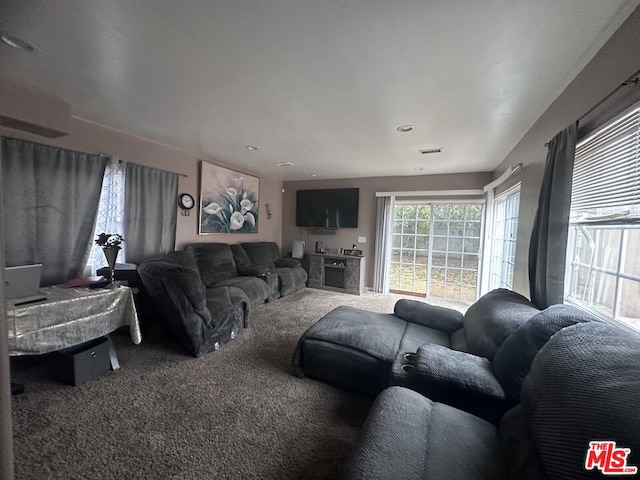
[389,202,483,303]
[87,158,126,274]
[489,184,520,290]
[565,103,640,331]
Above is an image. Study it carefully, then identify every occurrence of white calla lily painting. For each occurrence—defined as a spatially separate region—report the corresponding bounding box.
[199,161,259,234]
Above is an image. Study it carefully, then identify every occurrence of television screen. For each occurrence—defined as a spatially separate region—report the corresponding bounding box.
[296,188,359,228]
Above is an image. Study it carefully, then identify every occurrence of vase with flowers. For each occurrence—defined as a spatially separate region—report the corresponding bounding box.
[95,233,125,289]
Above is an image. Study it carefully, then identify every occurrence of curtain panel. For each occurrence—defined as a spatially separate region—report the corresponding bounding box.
[373,195,393,293]
[124,163,178,265]
[528,123,577,308]
[1,137,107,285]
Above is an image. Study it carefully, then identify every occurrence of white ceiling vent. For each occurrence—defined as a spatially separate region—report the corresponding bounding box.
[419,148,443,155]
[275,161,295,167]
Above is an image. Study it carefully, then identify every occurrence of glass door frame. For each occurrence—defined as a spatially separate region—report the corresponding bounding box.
[390,199,485,303]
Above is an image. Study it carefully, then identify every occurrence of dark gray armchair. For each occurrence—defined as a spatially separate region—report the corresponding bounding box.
[138,251,250,357]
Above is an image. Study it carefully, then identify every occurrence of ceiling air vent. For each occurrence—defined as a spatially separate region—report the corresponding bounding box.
[275,161,295,167]
[419,148,443,155]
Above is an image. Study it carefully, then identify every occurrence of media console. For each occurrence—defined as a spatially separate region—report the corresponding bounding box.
[307,253,365,295]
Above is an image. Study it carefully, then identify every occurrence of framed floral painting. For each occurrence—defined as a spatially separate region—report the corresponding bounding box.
[199,161,259,234]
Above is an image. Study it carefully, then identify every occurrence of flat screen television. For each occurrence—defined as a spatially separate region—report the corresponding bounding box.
[296,188,359,228]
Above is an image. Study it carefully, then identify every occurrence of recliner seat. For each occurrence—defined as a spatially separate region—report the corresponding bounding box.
[293,289,540,397]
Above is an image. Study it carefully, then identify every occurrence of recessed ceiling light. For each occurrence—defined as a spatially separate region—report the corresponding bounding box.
[310,174,319,177]
[275,161,294,167]
[0,33,37,51]
[245,145,259,151]
[419,148,443,155]
[414,167,424,171]
[396,124,414,133]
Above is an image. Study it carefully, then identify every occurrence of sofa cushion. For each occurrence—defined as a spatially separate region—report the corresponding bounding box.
[230,243,252,271]
[493,304,601,401]
[274,257,302,268]
[462,289,540,360]
[271,266,307,297]
[296,306,407,364]
[341,386,508,480]
[211,276,269,306]
[502,322,640,479]
[241,241,280,268]
[398,322,450,353]
[184,243,238,287]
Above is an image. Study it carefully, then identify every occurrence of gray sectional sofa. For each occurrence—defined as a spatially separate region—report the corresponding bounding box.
[294,289,603,424]
[292,289,637,478]
[138,241,306,356]
[184,242,271,306]
[185,241,307,303]
[341,321,640,479]
[293,289,541,400]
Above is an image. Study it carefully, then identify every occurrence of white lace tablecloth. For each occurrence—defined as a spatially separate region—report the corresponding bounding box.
[6,285,141,355]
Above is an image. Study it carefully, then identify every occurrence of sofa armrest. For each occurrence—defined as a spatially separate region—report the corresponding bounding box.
[414,344,504,398]
[389,344,511,423]
[393,299,463,334]
[275,257,301,268]
[237,265,270,276]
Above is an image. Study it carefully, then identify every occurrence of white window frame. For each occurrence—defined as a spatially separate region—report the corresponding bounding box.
[488,184,520,291]
[564,101,640,332]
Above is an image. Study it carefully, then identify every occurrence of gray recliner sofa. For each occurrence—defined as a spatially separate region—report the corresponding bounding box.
[341,321,640,479]
[293,289,541,399]
[388,303,601,423]
[184,242,270,307]
[233,241,307,298]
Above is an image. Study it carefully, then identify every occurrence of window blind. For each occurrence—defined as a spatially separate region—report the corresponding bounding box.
[571,105,640,220]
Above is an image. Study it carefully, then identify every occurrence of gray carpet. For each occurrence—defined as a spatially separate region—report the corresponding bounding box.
[10,289,467,480]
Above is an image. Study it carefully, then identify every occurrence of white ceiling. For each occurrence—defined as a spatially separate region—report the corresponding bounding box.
[0,1,638,181]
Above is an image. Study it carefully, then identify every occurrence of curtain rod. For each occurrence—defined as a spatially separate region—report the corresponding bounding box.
[98,153,188,177]
[545,68,640,147]
[483,163,523,192]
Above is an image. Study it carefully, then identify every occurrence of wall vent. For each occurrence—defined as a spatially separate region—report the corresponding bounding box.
[419,148,443,155]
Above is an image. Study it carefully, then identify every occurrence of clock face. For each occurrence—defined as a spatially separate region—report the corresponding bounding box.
[179,193,195,210]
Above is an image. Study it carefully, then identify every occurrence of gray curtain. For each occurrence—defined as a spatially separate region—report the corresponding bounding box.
[373,196,393,293]
[124,163,178,265]
[1,137,107,285]
[528,123,577,308]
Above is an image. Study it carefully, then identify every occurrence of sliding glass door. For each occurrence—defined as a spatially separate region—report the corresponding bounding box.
[389,202,483,303]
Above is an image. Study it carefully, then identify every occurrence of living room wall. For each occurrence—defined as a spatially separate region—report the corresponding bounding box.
[0,106,284,251]
[282,172,491,289]
[491,5,640,297]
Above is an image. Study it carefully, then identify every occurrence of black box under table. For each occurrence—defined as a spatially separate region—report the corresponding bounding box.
[56,337,112,386]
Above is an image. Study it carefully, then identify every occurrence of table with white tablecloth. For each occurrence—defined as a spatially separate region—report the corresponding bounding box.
[6,285,141,359]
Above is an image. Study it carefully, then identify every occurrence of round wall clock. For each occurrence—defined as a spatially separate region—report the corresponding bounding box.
[178,193,195,210]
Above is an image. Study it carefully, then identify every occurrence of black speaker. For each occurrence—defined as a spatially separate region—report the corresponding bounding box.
[315,241,324,253]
